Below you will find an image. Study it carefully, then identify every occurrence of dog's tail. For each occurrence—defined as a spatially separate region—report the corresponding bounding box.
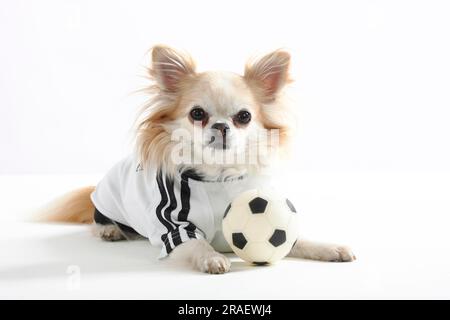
[34,186,96,224]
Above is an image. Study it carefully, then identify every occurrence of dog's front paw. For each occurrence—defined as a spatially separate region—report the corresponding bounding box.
[290,240,356,262]
[197,252,231,274]
[327,245,356,262]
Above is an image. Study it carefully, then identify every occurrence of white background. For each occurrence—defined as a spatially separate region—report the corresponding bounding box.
[1,0,450,299]
[2,0,450,174]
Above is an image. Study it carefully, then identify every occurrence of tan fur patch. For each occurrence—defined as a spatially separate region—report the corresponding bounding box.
[34,186,95,224]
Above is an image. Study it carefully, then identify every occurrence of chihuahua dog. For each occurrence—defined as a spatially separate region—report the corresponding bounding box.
[40,45,355,274]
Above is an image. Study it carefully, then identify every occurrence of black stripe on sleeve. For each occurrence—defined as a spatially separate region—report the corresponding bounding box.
[179,172,198,239]
[178,174,191,222]
[164,176,182,246]
[155,171,173,253]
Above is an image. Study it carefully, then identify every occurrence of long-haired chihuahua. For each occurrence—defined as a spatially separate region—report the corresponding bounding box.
[39,45,355,274]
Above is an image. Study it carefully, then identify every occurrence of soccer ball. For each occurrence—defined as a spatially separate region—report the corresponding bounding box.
[222,189,299,265]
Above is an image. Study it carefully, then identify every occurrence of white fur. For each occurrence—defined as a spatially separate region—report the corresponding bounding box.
[169,239,231,274]
[93,224,125,241]
[289,239,356,262]
[167,237,355,274]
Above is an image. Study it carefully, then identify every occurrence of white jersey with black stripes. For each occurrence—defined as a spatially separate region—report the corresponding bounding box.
[90,155,270,258]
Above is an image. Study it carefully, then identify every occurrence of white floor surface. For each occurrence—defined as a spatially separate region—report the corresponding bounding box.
[1,172,449,299]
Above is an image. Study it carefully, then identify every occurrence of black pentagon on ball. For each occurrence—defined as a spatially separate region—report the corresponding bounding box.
[223,203,231,218]
[286,198,297,213]
[269,229,286,247]
[248,197,268,214]
[232,232,248,249]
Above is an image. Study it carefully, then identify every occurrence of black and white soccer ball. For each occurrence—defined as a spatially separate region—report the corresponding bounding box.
[222,189,299,265]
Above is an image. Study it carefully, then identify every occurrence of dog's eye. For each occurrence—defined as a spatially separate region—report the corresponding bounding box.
[190,107,207,121]
[234,110,252,125]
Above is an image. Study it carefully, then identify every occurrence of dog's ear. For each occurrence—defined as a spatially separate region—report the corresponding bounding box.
[151,45,196,92]
[244,50,291,101]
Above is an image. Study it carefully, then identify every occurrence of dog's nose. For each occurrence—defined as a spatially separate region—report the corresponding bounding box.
[211,122,230,136]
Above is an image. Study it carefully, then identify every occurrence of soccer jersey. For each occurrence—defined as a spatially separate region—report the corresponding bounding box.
[90,155,269,258]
